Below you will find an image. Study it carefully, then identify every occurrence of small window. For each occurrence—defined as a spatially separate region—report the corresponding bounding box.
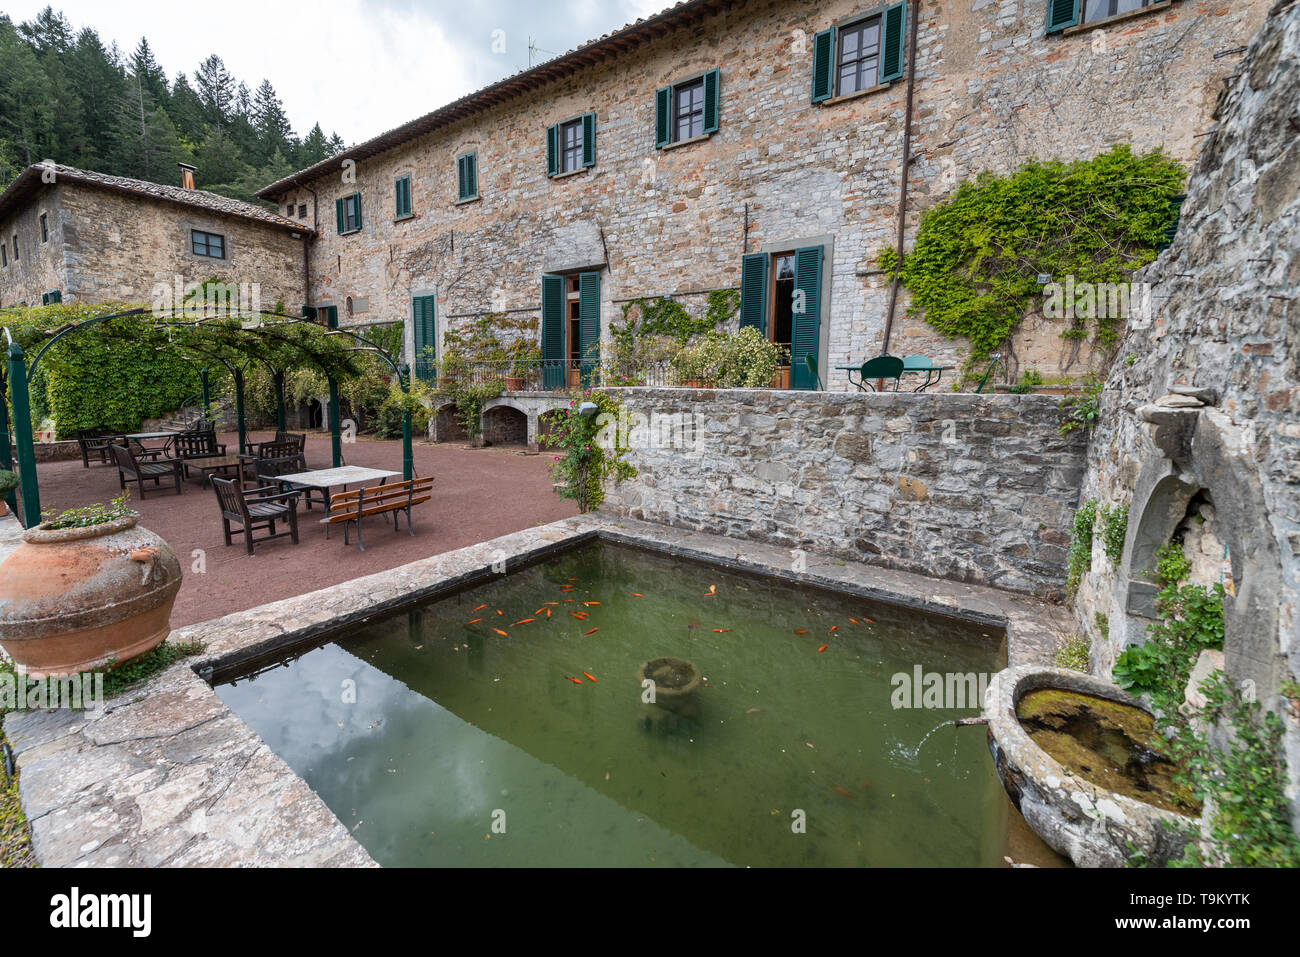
[395,175,413,218]
[192,230,225,259]
[675,79,706,142]
[1,244,7,267]
[298,204,307,218]
[12,234,18,261]
[1081,0,1152,22]
[837,16,882,96]
[560,119,583,174]
[337,193,362,233]
[456,153,478,202]
[39,213,48,243]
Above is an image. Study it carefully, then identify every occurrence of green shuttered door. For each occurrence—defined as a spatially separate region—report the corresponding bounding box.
[412,296,436,381]
[541,274,565,388]
[740,253,768,333]
[579,271,601,387]
[791,246,823,391]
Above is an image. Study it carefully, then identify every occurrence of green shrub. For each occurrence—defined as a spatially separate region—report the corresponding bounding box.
[671,327,787,388]
[1100,503,1129,564]
[1053,635,1090,672]
[1065,498,1098,597]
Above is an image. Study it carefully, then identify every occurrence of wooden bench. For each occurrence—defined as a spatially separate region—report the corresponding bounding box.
[321,477,434,550]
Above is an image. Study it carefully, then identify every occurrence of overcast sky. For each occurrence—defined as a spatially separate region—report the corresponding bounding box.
[2,0,667,144]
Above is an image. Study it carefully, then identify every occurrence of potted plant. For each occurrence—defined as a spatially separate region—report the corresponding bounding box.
[0,469,19,516]
[672,338,716,388]
[0,491,182,678]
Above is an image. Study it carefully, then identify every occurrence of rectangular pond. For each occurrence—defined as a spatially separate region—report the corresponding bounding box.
[213,541,1010,866]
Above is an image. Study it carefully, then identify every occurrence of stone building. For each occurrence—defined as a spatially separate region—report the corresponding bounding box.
[0,163,311,311]
[257,0,1268,392]
[1070,0,1300,831]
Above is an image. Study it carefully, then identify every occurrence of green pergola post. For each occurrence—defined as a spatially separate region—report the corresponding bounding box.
[7,343,40,527]
[273,370,286,432]
[200,367,211,423]
[0,391,15,515]
[400,363,413,481]
[328,377,342,467]
[233,368,247,457]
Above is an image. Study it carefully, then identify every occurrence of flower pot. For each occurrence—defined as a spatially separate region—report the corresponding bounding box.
[505,376,525,391]
[770,367,791,390]
[0,512,182,678]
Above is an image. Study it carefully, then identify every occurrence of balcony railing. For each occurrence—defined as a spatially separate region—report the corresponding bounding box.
[412,359,685,392]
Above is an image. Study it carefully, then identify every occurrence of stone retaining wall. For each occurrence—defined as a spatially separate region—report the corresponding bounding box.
[600,388,1088,597]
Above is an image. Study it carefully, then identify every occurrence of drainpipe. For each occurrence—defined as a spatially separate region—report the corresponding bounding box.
[296,176,318,314]
[881,0,921,359]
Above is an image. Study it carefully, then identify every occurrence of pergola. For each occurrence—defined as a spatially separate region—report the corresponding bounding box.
[1,305,414,527]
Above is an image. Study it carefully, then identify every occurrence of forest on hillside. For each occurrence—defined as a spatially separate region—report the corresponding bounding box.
[0,6,348,205]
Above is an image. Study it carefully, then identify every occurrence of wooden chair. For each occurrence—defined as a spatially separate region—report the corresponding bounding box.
[211,477,301,555]
[111,443,182,498]
[75,429,115,468]
[321,477,435,551]
[173,428,227,469]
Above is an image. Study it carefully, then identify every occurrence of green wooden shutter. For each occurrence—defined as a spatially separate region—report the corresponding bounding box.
[879,3,907,84]
[395,176,411,217]
[655,86,672,148]
[412,296,436,381]
[457,156,468,200]
[40,293,48,306]
[578,271,601,387]
[582,113,596,168]
[740,253,769,332]
[467,153,477,198]
[546,124,558,178]
[1046,0,1079,33]
[791,246,824,391]
[321,305,338,329]
[352,193,362,230]
[335,197,345,234]
[811,28,836,103]
[542,274,564,388]
[702,69,720,134]
[49,290,60,304]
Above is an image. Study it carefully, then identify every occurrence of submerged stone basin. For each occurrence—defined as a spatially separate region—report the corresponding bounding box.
[984,665,1197,867]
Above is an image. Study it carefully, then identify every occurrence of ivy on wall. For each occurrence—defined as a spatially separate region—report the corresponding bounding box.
[879,145,1185,375]
[610,289,739,373]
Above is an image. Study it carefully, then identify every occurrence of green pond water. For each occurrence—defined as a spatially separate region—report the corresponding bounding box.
[215,542,1009,867]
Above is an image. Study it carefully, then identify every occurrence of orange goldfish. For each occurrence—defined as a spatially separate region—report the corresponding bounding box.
[583,628,598,636]
[582,672,597,682]
[817,644,828,653]
[467,618,482,625]
[492,628,508,637]
[513,619,535,625]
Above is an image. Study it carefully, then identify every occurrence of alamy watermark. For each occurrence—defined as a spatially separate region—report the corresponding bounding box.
[596,408,706,453]
[150,275,262,320]
[891,666,991,710]
[0,670,104,711]
[1042,276,1153,327]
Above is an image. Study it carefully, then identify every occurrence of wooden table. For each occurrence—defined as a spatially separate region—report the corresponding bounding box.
[184,454,248,487]
[271,466,400,517]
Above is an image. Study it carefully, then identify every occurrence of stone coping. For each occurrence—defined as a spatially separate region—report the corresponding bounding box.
[4,514,1065,867]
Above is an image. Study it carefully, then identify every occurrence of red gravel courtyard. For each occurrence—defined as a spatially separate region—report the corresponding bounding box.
[33,431,576,627]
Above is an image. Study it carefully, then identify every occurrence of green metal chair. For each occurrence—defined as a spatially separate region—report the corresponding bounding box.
[805,355,824,391]
[900,354,944,392]
[852,356,904,392]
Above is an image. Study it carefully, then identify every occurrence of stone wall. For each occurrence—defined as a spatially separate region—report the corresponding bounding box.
[0,183,308,309]
[276,0,1267,389]
[1071,0,1299,829]
[599,387,1088,596]
[0,186,66,307]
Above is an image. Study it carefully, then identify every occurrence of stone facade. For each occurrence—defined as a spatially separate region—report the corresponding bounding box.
[1071,0,1299,830]
[264,0,1266,390]
[599,387,1088,596]
[0,174,308,311]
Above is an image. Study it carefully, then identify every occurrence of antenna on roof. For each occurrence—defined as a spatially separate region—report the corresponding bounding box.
[528,37,556,68]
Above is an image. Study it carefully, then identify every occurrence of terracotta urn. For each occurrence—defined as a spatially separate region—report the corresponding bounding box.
[0,512,182,678]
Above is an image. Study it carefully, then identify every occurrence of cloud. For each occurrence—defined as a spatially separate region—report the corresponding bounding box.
[3,0,676,144]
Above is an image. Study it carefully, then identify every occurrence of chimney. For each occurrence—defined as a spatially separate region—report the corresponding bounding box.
[179,163,197,190]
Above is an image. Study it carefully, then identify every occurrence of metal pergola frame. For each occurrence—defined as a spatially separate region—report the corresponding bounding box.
[2,306,413,528]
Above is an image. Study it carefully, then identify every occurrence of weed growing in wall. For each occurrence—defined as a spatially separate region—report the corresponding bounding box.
[1066,498,1098,598]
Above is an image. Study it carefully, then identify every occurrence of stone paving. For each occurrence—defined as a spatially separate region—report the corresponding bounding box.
[3,513,1065,867]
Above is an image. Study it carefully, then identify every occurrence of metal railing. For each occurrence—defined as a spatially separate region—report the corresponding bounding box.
[411,359,686,392]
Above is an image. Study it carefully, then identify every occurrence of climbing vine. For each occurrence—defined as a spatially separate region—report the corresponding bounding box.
[879,145,1185,377]
[609,289,740,376]
[1065,498,1098,598]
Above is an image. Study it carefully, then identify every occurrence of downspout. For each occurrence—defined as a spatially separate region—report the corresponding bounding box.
[296,176,318,312]
[880,0,921,358]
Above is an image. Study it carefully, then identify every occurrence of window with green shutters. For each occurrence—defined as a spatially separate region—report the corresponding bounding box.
[655,69,721,148]
[811,2,906,103]
[395,176,412,219]
[336,193,362,234]
[1046,0,1080,31]
[41,290,61,305]
[547,114,596,177]
[739,247,824,390]
[457,153,479,202]
[541,272,600,387]
[412,295,437,381]
[1050,1,1161,32]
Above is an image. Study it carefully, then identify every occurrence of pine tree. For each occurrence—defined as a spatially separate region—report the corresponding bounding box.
[195,54,234,130]
[253,79,292,164]
[0,15,56,174]
[297,123,331,166]
[130,37,168,105]
[169,72,206,143]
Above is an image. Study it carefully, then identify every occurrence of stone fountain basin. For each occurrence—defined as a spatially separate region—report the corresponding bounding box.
[984,665,1195,868]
